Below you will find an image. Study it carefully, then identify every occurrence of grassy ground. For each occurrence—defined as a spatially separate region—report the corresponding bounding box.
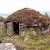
[0,29,7,37]
[0,28,50,50]
[0,34,50,50]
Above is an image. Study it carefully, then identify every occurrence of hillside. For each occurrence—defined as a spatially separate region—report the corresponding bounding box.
[0,16,5,22]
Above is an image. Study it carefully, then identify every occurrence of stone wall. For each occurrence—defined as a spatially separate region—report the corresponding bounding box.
[7,22,13,36]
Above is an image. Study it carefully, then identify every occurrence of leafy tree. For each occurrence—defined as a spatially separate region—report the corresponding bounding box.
[45,12,49,17]
[0,16,5,22]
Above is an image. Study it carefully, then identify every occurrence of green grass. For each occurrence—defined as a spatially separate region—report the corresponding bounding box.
[38,45,46,50]
[0,28,7,37]
[17,34,50,50]
[0,29,50,50]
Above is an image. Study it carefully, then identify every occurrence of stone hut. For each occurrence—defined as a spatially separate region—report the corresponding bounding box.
[4,8,50,35]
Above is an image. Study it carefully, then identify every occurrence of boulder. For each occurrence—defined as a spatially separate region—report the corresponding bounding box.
[0,43,16,50]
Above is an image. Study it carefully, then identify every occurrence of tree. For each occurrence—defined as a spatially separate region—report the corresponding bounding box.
[0,16,5,22]
[45,13,49,17]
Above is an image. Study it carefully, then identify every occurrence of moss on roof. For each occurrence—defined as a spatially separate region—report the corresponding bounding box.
[4,8,50,25]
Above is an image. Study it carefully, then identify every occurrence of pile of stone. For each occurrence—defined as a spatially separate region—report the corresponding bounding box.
[0,43,16,50]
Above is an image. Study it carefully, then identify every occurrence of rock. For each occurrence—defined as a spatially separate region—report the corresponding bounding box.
[0,43,16,50]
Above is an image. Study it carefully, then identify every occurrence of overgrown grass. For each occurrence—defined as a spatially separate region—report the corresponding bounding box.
[0,29,7,37]
[0,29,50,50]
[15,34,50,50]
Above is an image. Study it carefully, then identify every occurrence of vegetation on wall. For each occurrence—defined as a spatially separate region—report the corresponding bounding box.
[4,8,50,25]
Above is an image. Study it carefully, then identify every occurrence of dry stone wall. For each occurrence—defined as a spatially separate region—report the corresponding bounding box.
[7,22,13,36]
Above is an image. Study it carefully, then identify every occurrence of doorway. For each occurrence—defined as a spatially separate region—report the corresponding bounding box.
[13,22,19,35]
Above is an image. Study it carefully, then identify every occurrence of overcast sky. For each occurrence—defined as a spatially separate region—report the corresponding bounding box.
[0,0,50,14]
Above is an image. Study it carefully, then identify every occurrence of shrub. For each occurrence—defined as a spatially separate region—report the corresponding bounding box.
[0,16,5,22]
[38,46,46,50]
[0,33,7,37]
[47,47,50,50]
[0,29,7,37]
[24,34,41,40]
[46,35,50,39]
[46,40,50,46]
[36,40,46,46]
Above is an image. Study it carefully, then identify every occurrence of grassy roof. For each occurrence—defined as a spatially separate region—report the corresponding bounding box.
[4,8,50,25]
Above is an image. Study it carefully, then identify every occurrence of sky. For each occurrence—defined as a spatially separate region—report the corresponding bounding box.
[0,0,50,15]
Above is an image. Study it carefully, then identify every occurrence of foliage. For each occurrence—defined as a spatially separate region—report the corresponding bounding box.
[0,16,5,22]
[38,46,46,50]
[5,8,50,25]
[0,33,50,50]
[0,28,7,37]
[24,34,42,40]
[45,13,49,17]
